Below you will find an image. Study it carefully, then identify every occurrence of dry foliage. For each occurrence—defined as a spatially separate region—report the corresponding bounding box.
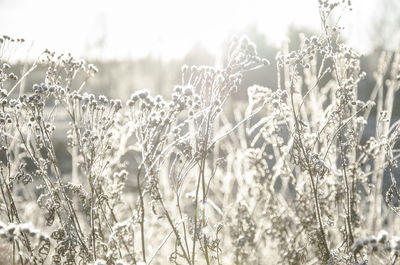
[0,1,400,264]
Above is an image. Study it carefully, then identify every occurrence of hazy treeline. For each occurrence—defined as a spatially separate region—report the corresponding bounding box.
[7,26,400,117]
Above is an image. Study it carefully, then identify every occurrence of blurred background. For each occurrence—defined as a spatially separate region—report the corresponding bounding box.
[0,0,399,111]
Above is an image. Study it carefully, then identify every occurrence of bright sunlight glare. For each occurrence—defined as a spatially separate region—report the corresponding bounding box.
[0,0,376,60]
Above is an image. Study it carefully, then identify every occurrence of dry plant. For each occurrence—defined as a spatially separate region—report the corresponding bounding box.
[0,1,400,264]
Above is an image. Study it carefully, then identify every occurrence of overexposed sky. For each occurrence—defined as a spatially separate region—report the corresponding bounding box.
[0,0,393,61]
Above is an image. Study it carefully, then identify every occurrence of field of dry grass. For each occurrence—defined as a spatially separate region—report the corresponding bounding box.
[0,1,400,264]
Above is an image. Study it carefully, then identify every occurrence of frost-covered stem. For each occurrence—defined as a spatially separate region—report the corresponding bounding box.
[39,117,88,253]
[192,109,212,265]
[136,166,146,263]
[289,79,330,260]
[338,118,354,247]
[90,187,97,260]
[200,154,211,265]
[192,160,202,264]
[176,192,191,259]
[157,190,192,265]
